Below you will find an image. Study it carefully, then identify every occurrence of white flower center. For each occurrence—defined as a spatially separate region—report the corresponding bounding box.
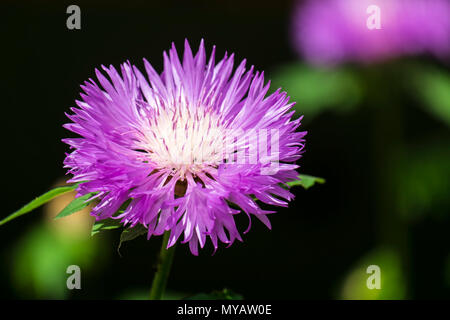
[136,105,227,179]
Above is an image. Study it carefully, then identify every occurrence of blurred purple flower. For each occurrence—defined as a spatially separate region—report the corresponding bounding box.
[63,40,306,255]
[291,0,450,65]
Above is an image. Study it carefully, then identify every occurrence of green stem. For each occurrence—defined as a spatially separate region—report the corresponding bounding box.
[149,231,176,300]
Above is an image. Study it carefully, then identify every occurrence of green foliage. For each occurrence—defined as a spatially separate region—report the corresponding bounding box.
[287,174,325,190]
[91,199,132,236]
[54,192,97,219]
[118,224,148,252]
[271,63,362,119]
[396,144,450,221]
[410,65,450,127]
[186,288,244,300]
[11,224,100,299]
[91,219,122,236]
[0,183,80,227]
[339,247,406,300]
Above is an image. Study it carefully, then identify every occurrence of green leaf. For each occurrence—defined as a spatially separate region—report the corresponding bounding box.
[409,65,450,127]
[395,144,450,221]
[271,63,362,120]
[0,183,80,227]
[287,174,325,190]
[91,200,132,236]
[91,219,122,236]
[186,288,244,300]
[118,224,148,252]
[54,192,97,220]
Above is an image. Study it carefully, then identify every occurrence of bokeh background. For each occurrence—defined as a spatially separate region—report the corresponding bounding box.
[1,0,449,299]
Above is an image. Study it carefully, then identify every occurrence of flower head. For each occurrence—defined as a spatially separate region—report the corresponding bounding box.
[292,0,450,65]
[63,40,306,254]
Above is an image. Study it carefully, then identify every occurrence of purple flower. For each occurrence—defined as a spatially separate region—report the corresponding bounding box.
[63,40,306,255]
[291,0,450,65]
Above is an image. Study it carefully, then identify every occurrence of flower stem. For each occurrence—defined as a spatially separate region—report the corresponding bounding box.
[149,231,176,300]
